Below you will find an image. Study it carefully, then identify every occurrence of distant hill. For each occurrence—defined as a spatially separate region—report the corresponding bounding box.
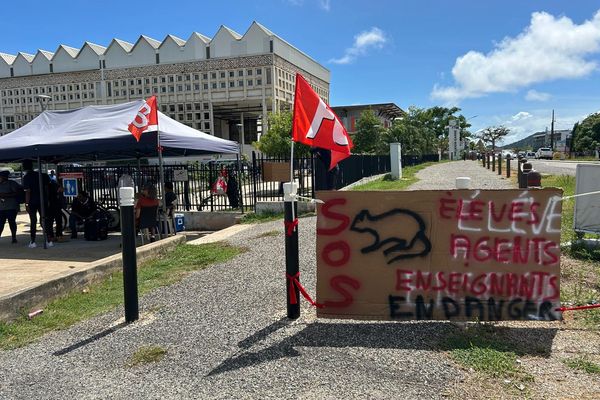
[502,129,571,150]
[501,133,538,149]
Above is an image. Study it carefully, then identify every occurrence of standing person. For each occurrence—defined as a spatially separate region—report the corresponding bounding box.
[0,170,21,244]
[22,160,51,248]
[225,170,239,209]
[47,178,66,242]
[69,191,96,239]
[163,182,177,214]
[135,182,159,241]
[312,147,339,190]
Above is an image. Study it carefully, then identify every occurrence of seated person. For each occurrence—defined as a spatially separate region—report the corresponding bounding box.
[69,191,96,239]
[163,182,177,216]
[136,183,160,240]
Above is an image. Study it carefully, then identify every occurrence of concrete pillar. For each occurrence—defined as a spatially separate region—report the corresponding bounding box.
[390,143,402,179]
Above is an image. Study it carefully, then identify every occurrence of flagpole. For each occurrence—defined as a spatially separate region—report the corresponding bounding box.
[284,132,300,319]
[156,104,167,238]
[290,139,295,220]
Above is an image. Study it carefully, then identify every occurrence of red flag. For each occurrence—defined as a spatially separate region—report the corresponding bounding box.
[128,96,158,142]
[292,74,353,170]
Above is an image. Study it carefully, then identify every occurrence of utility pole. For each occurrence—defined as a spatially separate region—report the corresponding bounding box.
[550,109,555,151]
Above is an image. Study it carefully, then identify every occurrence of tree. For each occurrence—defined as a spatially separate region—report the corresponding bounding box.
[353,109,383,154]
[377,106,473,156]
[380,117,427,156]
[253,111,310,157]
[479,126,510,152]
[572,112,600,154]
[420,106,472,146]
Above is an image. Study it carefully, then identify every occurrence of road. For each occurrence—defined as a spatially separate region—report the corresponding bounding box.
[527,159,600,176]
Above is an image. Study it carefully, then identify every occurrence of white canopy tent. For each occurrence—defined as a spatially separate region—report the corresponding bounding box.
[0,100,239,162]
[0,100,241,248]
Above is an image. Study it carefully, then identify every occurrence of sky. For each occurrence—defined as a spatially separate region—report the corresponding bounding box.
[2,0,600,145]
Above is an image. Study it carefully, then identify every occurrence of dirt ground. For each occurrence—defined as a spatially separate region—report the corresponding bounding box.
[449,254,600,399]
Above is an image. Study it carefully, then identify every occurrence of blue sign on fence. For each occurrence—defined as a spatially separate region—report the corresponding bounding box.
[63,178,78,197]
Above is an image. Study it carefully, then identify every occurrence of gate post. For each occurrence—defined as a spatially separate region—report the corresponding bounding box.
[284,182,300,319]
[119,187,138,323]
[251,151,258,213]
[498,153,502,175]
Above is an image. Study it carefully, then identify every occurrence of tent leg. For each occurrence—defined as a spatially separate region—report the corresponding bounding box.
[37,157,49,249]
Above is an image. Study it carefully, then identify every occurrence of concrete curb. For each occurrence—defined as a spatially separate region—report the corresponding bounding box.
[0,235,186,322]
[340,173,388,191]
[187,224,253,245]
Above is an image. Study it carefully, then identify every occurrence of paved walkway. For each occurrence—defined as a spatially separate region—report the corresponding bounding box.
[0,213,204,308]
[0,161,532,399]
[408,160,514,190]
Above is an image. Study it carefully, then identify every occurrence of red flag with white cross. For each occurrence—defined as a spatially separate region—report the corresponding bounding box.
[128,96,158,142]
[292,74,353,170]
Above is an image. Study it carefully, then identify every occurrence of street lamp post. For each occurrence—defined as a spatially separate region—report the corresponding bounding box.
[34,94,52,249]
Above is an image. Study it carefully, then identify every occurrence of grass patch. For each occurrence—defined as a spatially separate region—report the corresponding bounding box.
[128,345,167,367]
[570,308,600,331]
[240,211,315,224]
[240,211,283,224]
[542,175,575,245]
[541,174,600,260]
[351,162,441,191]
[0,243,243,351]
[563,356,600,374]
[443,325,534,381]
[254,230,279,238]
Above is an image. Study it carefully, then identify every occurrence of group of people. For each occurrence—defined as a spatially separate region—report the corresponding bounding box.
[0,160,99,247]
[1,160,179,247]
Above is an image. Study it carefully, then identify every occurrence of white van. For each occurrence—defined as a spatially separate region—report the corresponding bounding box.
[535,148,553,160]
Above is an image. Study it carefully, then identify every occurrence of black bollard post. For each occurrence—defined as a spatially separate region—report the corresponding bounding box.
[487,153,491,169]
[498,154,502,175]
[119,187,139,323]
[284,182,300,319]
[506,156,511,178]
[491,153,496,172]
[520,162,533,189]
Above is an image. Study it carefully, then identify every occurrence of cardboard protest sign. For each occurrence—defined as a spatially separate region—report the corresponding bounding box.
[316,189,563,321]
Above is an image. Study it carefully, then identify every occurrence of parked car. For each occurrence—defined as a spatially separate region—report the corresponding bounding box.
[525,151,536,159]
[535,148,553,159]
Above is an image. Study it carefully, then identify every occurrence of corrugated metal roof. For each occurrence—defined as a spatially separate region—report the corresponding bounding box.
[57,45,79,58]
[37,50,54,60]
[84,42,107,55]
[139,35,161,49]
[166,34,186,46]
[0,52,16,64]
[17,52,35,62]
[112,39,134,52]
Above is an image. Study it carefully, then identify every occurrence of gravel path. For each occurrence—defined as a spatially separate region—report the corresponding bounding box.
[408,160,514,190]
[0,161,516,399]
[0,217,463,400]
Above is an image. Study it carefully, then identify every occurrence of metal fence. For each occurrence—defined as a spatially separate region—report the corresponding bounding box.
[58,152,438,213]
[60,162,249,212]
[251,152,315,203]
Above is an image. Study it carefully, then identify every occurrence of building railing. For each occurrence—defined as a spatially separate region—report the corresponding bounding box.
[58,152,438,213]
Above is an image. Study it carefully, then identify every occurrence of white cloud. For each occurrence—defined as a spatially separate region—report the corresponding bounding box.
[432,10,600,103]
[525,89,551,101]
[511,111,533,121]
[478,110,583,145]
[286,0,330,10]
[319,0,330,11]
[330,27,387,64]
